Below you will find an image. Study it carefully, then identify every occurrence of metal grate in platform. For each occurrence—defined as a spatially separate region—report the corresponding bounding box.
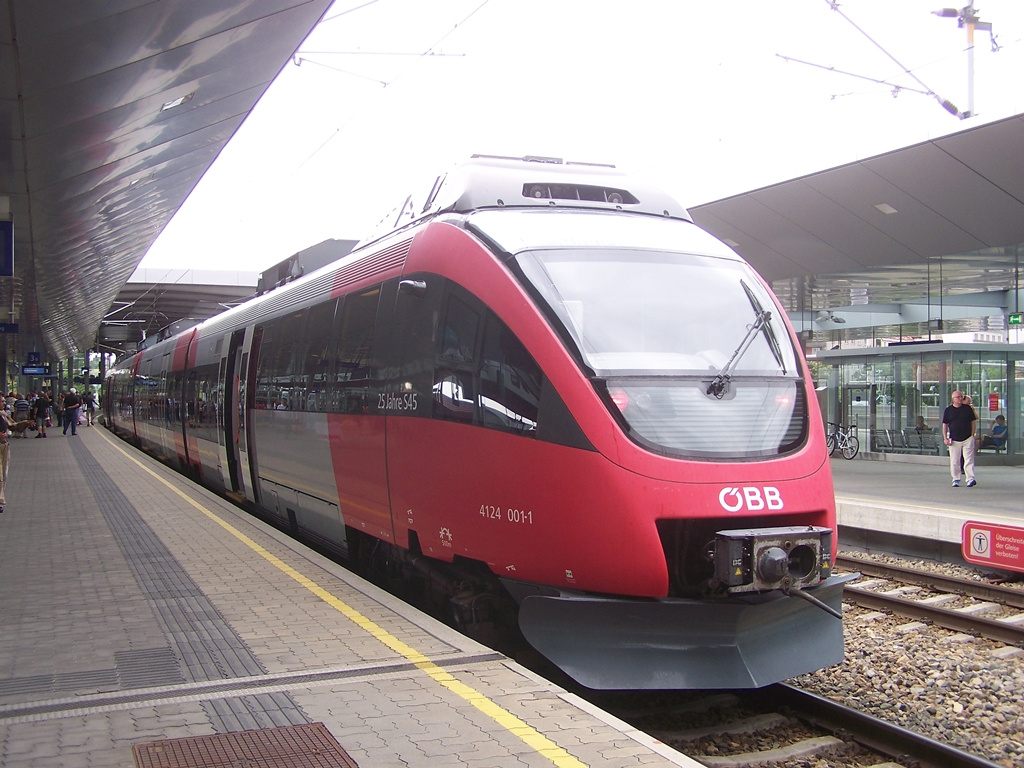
[132,723,358,768]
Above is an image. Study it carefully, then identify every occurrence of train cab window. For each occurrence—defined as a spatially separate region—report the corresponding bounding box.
[478,314,539,435]
[433,372,476,423]
[515,245,805,458]
[440,295,479,364]
[432,290,540,437]
[434,295,480,422]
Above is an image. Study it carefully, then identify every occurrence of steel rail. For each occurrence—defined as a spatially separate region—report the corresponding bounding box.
[843,585,1024,645]
[764,683,1006,768]
[836,554,1024,609]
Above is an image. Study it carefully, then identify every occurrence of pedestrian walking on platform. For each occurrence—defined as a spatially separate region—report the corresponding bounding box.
[31,392,50,437]
[62,388,82,436]
[942,390,977,488]
[12,393,29,422]
[53,391,64,430]
[83,389,96,425]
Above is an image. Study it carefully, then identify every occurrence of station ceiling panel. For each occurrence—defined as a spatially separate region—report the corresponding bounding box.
[0,0,332,361]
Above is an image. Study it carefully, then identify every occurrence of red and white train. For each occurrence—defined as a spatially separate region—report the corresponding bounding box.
[105,155,852,689]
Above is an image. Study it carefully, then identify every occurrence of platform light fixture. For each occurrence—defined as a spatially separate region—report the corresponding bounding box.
[160,91,195,111]
[815,310,846,324]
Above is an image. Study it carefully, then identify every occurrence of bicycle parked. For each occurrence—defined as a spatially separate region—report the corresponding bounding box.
[826,422,859,459]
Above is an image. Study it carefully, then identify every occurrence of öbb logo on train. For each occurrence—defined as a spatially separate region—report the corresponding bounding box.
[718,486,784,512]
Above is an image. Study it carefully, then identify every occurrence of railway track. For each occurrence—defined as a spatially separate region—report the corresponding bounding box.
[837,554,1024,645]
[593,684,1004,768]
[581,555,1022,768]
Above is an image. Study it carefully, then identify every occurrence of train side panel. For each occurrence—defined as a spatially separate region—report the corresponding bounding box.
[386,417,664,594]
[238,243,409,545]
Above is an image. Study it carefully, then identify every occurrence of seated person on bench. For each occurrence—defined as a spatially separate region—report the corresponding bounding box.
[978,414,1007,450]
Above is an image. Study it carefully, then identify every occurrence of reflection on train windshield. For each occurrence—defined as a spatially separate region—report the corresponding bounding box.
[516,248,799,378]
[517,247,806,458]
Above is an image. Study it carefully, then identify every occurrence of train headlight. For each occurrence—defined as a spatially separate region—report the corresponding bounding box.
[608,388,629,412]
[713,526,833,594]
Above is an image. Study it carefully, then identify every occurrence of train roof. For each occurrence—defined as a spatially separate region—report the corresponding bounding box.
[118,157,700,363]
[424,155,692,221]
[353,154,694,251]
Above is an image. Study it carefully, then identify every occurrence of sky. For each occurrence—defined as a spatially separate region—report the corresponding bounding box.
[137,0,1024,275]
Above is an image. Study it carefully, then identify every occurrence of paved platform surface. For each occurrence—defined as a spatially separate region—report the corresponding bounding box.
[0,427,698,768]
[831,453,1024,552]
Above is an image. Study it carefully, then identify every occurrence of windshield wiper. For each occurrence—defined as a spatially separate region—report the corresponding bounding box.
[705,280,786,399]
[742,280,787,375]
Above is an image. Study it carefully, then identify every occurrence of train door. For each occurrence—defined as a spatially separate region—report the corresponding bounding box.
[154,349,174,460]
[244,325,264,506]
[383,274,446,551]
[327,282,396,544]
[222,326,259,503]
[168,330,197,473]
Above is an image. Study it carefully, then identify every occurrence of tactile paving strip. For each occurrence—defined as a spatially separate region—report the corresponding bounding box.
[132,723,358,767]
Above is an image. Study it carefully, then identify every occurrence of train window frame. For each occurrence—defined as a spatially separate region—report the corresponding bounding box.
[299,298,340,412]
[433,291,482,423]
[476,311,540,436]
[334,286,383,415]
[431,283,541,438]
[254,310,305,410]
[439,293,481,366]
[514,246,800,380]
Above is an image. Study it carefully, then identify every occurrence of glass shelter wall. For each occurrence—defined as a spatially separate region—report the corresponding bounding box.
[810,345,1023,461]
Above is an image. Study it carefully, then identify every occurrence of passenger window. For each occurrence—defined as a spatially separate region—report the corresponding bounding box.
[299,299,339,412]
[254,310,304,409]
[334,288,381,414]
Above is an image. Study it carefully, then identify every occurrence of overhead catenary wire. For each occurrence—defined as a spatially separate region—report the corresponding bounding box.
[292,0,493,175]
[775,53,932,98]
[817,0,966,118]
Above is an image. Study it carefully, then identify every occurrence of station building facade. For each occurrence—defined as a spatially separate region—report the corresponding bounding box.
[809,342,1023,463]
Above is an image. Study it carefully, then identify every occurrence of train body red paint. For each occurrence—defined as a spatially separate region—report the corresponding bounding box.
[104,156,852,689]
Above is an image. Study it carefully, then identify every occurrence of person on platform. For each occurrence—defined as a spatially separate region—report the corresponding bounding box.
[12,393,29,422]
[0,412,9,513]
[83,389,96,426]
[62,388,82,436]
[978,414,1007,451]
[942,390,977,488]
[30,391,49,438]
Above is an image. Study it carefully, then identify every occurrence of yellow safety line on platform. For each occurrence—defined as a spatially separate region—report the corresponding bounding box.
[101,432,589,768]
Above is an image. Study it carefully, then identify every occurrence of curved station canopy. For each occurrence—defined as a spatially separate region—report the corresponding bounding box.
[0,0,332,367]
[691,113,1024,339]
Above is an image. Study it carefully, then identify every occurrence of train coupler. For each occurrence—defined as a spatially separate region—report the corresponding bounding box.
[713,525,833,593]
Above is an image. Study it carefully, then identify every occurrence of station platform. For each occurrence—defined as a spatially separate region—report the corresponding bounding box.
[831,453,1024,564]
[0,427,698,768]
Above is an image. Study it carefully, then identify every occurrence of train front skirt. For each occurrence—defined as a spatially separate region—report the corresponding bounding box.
[511,573,858,690]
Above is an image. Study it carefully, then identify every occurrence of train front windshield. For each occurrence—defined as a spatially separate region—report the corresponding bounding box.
[469,210,806,459]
